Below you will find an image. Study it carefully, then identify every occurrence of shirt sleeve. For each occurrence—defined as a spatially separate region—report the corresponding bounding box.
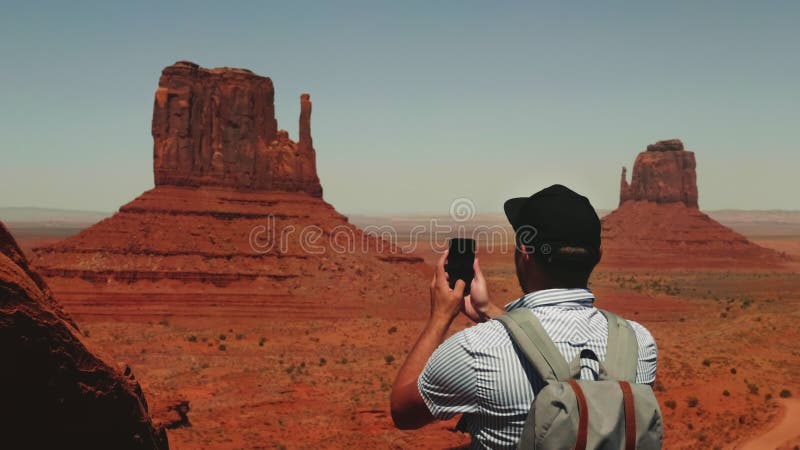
[417,330,479,419]
[629,321,658,385]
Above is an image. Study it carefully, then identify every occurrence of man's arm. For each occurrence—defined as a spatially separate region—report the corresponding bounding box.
[390,252,466,430]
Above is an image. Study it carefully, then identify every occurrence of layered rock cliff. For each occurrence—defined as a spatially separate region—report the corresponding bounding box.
[0,222,168,449]
[152,61,321,196]
[619,139,698,208]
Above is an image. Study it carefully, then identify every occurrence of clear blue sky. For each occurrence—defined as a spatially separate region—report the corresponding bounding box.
[1,1,797,215]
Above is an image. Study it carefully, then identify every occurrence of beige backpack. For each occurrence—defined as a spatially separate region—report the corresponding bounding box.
[496,309,663,450]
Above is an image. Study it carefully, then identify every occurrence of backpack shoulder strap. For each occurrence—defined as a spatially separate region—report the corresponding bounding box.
[495,308,570,382]
[600,310,638,382]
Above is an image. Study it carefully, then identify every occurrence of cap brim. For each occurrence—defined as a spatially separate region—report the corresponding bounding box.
[503,197,527,231]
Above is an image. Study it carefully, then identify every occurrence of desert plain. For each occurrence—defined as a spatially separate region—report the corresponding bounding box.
[5,212,799,450]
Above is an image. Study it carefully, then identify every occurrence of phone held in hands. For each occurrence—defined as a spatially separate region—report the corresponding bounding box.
[445,238,475,295]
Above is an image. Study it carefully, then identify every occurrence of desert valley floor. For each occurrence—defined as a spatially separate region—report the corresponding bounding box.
[10,228,800,450]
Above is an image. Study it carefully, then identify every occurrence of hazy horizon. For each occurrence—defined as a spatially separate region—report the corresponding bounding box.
[2,1,798,215]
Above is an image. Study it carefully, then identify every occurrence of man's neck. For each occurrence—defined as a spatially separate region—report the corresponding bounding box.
[522,281,588,294]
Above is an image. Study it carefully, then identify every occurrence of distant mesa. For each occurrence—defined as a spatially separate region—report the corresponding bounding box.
[603,139,785,268]
[619,138,698,208]
[32,62,424,316]
[0,222,168,449]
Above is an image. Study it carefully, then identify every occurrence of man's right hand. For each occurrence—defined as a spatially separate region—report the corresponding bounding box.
[463,258,502,322]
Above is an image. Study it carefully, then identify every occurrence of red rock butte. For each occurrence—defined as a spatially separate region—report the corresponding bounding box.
[152,61,321,195]
[602,139,785,268]
[32,62,424,317]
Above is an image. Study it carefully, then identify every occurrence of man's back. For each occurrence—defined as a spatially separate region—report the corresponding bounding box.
[418,288,658,449]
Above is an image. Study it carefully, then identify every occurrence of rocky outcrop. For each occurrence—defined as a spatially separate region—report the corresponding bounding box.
[152,61,322,196]
[619,139,698,208]
[646,139,684,152]
[0,222,168,449]
[604,140,784,268]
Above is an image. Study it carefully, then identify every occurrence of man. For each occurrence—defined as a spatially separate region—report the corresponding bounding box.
[390,184,658,449]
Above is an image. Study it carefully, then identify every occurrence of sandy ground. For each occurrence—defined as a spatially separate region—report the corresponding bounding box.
[736,399,800,450]
[12,234,800,449]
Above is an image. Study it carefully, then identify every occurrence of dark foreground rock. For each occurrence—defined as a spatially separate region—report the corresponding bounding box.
[0,221,168,450]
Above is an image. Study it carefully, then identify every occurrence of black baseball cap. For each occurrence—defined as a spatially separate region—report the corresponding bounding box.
[504,184,601,264]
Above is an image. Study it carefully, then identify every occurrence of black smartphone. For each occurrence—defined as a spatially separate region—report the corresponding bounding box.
[446,238,475,295]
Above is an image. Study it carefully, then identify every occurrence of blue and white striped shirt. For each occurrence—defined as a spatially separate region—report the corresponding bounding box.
[417,288,658,449]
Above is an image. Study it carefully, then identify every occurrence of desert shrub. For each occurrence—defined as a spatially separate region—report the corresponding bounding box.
[319,357,327,366]
[747,382,759,395]
[187,335,197,343]
[158,319,169,326]
[83,329,90,338]
[687,396,699,408]
[385,355,395,365]
[653,380,665,392]
[664,400,677,409]
[765,393,773,402]
[723,390,730,397]
[780,389,792,398]
[236,333,245,340]
[730,367,737,375]
[219,334,227,341]
[338,357,348,364]
[388,326,398,334]
[702,359,712,367]
[258,337,267,347]
[218,344,227,351]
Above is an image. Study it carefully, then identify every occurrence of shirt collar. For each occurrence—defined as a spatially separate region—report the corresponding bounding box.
[504,288,595,312]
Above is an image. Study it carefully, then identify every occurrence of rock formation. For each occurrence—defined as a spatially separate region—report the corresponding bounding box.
[618,139,698,208]
[152,61,322,196]
[0,222,168,449]
[603,139,784,267]
[32,62,424,316]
